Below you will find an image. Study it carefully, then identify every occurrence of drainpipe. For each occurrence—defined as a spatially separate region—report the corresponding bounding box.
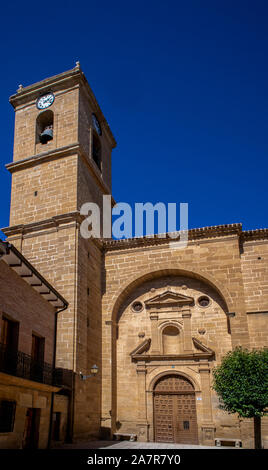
[47,303,68,449]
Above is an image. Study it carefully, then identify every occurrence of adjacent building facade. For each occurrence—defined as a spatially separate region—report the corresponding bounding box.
[1,65,267,448]
[0,240,71,448]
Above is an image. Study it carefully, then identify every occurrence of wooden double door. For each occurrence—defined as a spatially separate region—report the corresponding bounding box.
[154,375,198,444]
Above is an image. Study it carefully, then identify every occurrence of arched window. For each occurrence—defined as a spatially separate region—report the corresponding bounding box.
[92,132,102,170]
[36,110,54,144]
[162,325,181,354]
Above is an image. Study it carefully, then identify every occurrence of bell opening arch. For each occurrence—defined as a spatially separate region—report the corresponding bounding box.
[36,110,54,144]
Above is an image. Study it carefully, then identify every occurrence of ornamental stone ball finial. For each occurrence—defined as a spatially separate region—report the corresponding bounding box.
[17,84,23,93]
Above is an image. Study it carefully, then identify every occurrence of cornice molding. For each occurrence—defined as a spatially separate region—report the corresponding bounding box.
[1,212,104,251]
[5,143,115,203]
[3,218,267,252]
[2,212,82,237]
[102,224,243,251]
[130,337,215,362]
[102,225,268,251]
[6,143,80,173]
[131,351,214,362]
[241,228,268,241]
[9,68,81,106]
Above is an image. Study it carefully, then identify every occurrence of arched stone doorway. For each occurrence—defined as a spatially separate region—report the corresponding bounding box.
[153,374,198,444]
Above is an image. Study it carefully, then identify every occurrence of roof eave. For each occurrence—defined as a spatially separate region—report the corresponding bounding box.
[0,240,68,310]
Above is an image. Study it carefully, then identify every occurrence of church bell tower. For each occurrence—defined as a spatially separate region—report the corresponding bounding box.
[3,63,116,441]
[8,62,116,227]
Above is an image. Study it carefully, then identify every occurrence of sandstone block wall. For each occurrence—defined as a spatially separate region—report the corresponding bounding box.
[9,154,78,227]
[101,233,268,446]
[241,239,268,349]
[0,381,52,449]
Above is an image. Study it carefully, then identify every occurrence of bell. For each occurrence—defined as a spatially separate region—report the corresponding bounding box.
[39,125,53,144]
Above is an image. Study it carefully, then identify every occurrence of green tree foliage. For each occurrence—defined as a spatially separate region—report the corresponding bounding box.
[213,347,268,418]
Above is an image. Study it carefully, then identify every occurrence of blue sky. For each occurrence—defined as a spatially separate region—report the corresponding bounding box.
[0,0,267,235]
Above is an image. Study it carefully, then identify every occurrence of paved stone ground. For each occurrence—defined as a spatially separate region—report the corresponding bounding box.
[57,440,230,450]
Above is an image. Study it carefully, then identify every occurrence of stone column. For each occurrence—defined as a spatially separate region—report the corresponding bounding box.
[150,313,160,353]
[182,309,193,352]
[136,363,149,441]
[199,362,215,446]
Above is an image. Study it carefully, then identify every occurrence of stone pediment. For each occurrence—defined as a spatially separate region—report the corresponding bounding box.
[144,290,194,309]
[130,337,215,361]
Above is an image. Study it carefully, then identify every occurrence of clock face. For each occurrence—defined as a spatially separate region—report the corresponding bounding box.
[92,113,102,135]
[36,93,55,110]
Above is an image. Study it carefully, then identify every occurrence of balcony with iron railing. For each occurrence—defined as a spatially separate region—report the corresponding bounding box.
[0,342,73,389]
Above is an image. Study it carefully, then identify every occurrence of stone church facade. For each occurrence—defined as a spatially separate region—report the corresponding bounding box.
[2,65,268,448]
